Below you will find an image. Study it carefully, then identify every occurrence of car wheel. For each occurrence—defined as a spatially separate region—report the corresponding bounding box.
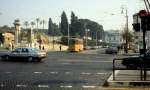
[4,55,9,60]
[37,59,42,62]
[28,57,33,62]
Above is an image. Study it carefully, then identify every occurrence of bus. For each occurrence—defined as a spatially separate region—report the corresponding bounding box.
[68,38,83,52]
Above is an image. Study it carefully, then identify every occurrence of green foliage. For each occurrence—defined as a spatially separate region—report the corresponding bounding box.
[53,23,61,36]
[48,18,61,36]
[60,11,68,36]
[79,19,104,40]
[48,18,53,35]
[70,11,80,37]
[61,36,68,45]
[0,25,15,33]
[122,29,133,43]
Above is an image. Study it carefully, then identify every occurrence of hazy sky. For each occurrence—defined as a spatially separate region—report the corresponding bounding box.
[0,0,145,30]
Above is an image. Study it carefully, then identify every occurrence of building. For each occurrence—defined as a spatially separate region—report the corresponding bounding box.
[0,32,15,48]
[104,30,123,46]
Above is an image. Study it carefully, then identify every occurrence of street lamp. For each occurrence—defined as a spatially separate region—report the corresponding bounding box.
[85,29,90,47]
[96,31,98,47]
[121,6,129,53]
[68,23,70,47]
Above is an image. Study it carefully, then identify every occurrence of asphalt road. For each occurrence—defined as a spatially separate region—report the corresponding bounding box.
[0,49,118,90]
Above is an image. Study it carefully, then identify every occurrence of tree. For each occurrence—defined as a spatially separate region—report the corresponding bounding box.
[70,11,78,37]
[53,23,61,36]
[41,20,46,30]
[30,21,35,29]
[60,11,68,36]
[48,18,53,35]
[24,21,29,29]
[79,19,104,40]
[36,18,40,31]
[122,28,133,53]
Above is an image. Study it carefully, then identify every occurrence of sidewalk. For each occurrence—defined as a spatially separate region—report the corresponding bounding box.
[105,50,150,87]
[107,70,150,87]
[118,49,139,56]
[0,44,69,52]
[39,44,68,52]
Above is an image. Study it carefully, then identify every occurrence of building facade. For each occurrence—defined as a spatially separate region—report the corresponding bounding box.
[104,30,123,46]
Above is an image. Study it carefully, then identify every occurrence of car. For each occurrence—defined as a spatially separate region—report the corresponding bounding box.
[1,47,47,62]
[105,46,118,54]
[121,50,150,68]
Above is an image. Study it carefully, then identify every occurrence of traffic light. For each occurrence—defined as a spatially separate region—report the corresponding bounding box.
[147,15,150,31]
[132,23,140,32]
[138,10,149,31]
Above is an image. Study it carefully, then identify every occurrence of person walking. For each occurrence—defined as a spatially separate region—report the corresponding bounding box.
[59,45,62,51]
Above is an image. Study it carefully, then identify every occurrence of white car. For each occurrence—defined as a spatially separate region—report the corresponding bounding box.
[1,47,47,62]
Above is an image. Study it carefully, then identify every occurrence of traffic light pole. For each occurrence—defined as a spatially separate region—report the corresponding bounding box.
[139,10,148,80]
[142,26,147,80]
[140,17,147,80]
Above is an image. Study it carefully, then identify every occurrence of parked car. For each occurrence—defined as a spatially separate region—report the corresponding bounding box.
[1,47,47,62]
[105,46,118,54]
[121,50,150,68]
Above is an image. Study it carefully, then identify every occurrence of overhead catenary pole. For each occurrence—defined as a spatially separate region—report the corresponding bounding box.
[68,23,70,48]
[126,8,129,53]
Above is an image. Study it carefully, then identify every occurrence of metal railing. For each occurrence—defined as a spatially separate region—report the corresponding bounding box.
[113,58,143,81]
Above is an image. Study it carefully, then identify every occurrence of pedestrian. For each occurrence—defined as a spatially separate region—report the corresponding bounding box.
[12,44,14,50]
[59,45,62,51]
[42,46,45,50]
[117,45,120,52]
[39,45,41,50]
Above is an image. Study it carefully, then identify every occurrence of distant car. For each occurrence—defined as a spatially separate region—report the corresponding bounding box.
[105,46,118,54]
[1,47,47,62]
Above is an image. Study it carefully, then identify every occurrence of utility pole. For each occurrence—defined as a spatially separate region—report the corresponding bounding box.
[68,23,70,48]
[121,6,129,53]
[125,8,129,53]
[96,31,98,47]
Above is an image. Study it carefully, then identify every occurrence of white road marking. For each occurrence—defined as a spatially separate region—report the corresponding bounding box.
[96,73,107,75]
[80,72,91,75]
[16,85,27,87]
[5,72,12,74]
[60,63,70,65]
[19,72,26,73]
[60,59,112,63]
[65,72,71,74]
[60,85,72,88]
[38,85,49,88]
[50,72,58,74]
[34,72,42,74]
[0,84,4,87]
[82,85,96,88]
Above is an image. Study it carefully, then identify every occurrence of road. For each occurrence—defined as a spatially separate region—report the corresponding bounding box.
[0,48,119,90]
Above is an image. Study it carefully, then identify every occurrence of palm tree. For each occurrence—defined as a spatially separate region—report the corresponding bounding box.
[24,21,29,30]
[40,19,46,33]
[42,20,46,30]
[30,21,35,29]
[36,18,40,31]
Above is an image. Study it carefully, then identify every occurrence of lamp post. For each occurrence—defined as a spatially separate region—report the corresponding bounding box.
[85,29,90,47]
[96,31,98,48]
[121,6,129,53]
[68,23,70,47]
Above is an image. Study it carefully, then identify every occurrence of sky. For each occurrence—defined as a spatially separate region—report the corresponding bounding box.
[0,0,146,30]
